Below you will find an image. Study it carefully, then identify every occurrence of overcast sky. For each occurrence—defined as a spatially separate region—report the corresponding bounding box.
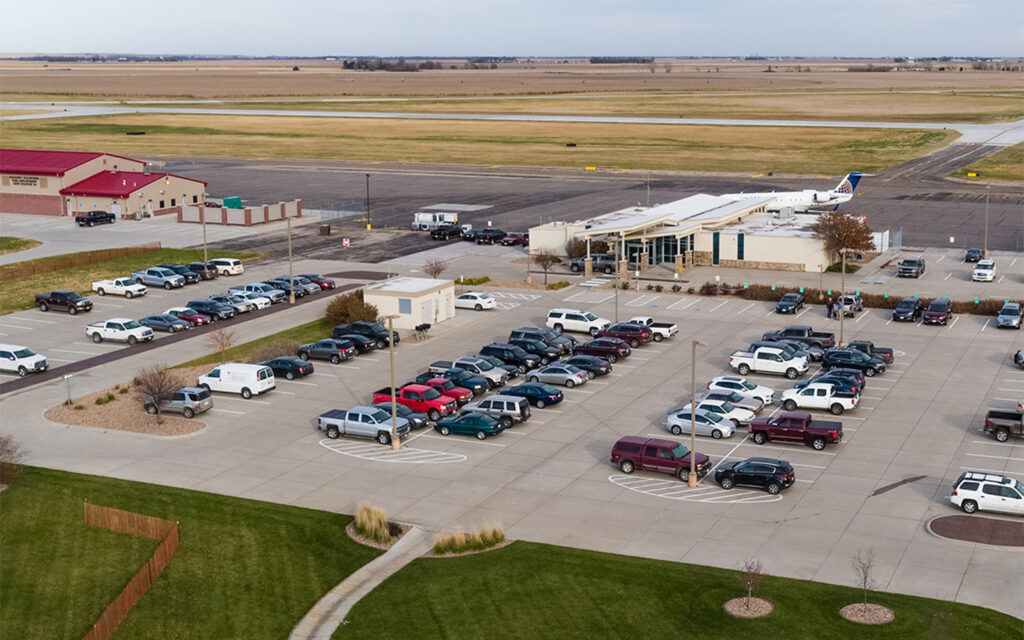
[2,1,1020,57]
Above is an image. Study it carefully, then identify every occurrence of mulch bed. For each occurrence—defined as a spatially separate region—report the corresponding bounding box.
[723,597,774,618]
[929,515,1024,547]
[345,521,409,551]
[840,603,895,625]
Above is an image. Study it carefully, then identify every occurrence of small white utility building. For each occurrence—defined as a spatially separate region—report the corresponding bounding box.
[363,277,456,331]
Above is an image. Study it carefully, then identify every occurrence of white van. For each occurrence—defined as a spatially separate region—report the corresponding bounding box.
[0,344,48,376]
[198,363,275,399]
[209,258,244,276]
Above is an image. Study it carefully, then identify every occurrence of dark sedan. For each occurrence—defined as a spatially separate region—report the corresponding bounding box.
[891,296,924,322]
[563,354,612,378]
[573,338,631,363]
[434,412,505,440]
[336,333,377,354]
[822,348,886,377]
[158,264,201,284]
[775,338,823,362]
[186,300,235,320]
[476,354,520,380]
[374,401,429,429]
[139,314,189,332]
[259,356,314,380]
[508,338,560,365]
[775,293,804,314]
[503,382,564,408]
[299,273,337,290]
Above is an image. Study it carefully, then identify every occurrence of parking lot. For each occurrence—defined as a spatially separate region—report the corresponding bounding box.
[3,277,1023,616]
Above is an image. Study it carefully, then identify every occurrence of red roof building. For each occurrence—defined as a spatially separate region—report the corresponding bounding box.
[60,171,205,198]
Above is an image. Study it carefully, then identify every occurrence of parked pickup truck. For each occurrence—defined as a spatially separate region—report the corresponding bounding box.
[729,346,809,379]
[610,436,712,480]
[85,318,154,345]
[75,210,116,226]
[846,340,894,364]
[316,406,410,445]
[984,407,1024,442]
[781,382,859,415]
[333,321,400,349]
[749,410,843,450]
[762,325,835,349]
[627,316,678,342]
[131,267,186,290]
[428,358,508,388]
[35,290,93,314]
[92,278,147,298]
[371,384,457,421]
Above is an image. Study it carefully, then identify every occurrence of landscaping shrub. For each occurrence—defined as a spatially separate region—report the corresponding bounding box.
[73,404,84,410]
[619,281,629,290]
[325,290,379,327]
[646,284,654,291]
[353,502,393,545]
[94,392,116,406]
[459,276,491,286]
[699,281,720,296]
[825,262,861,273]
[118,387,129,395]
[545,281,571,290]
[687,286,695,294]
[433,522,505,554]
[655,285,663,292]
[671,284,681,293]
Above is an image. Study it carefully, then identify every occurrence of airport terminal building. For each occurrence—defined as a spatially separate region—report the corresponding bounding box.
[529,194,830,273]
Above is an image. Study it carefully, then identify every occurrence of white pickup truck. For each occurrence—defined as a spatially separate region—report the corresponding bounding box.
[729,346,809,379]
[85,318,155,345]
[781,382,859,415]
[91,277,147,298]
[627,316,678,342]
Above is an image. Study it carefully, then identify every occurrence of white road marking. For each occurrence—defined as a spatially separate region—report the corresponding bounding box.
[943,273,951,281]
[966,453,1024,462]
[284,380,318,386]
[667,297,691,311]
[319,438,467,463]
[982,319,989,332]
[608,474,782,503]
[709,300,729,312]
[358,357,380,362]
[14,317,57,324]
[675,299,700,311]
[0,324,33,330]
[737,302,754,314]
[212,408,246,415]
[795,308,810,318]
[947,317,959,330]
[275,390,296,395]
[959,466,1018,475]
[855,312,868,323]
[50,348,101,355]
[971,440,1023,448]
[936,255,945,263]
[419,434,505,447]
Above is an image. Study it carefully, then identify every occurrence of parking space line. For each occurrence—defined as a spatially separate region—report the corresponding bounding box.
[855,312,868,323]
[709,300,729,312]
[629,356,650,362]
[614,364,636,369]
[967,453,1024,462]
[0,324,34,330]
[795,308,810,318]
[736,302,755,314]
[947,317,959,330]
[994,397,1022,402]
[564,388,595,394]
[284,381,318,386]
[275,390,296,395]
[676,299,700,311]
[419,434,505,447]
[943,273,952,281]
[92,303,123,308]
[220,398,272,405]
[998,388,1023,393]
[51,348,101,356]
[971,440,1023,448]
[212,408,245,415]
[14,317,57,324]
[358,357,380,362]
[667,297,691,311]
[333,365,360,370]
[48,357,75,362]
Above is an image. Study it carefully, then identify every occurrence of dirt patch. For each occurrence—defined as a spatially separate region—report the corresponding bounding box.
[839,603,895,625]
[43,365,212,437]
[723,597,774,618]
[345,521,409,551]
[424,538,514,559]
[928,514,1024,547]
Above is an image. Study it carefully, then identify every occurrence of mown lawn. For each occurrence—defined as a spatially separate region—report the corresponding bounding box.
[0,466,381,640]
[956,140,1024,182]
[0,236,42,255]
[338,541,1020,640]
[174,317,331,368]
[0,247,257,316]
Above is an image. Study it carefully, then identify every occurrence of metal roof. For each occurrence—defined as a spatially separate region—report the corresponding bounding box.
[0,149,140,176]
[60,171,205,198]
[579,194,773,237]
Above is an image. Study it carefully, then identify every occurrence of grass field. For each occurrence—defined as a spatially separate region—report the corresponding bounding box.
[175,317,331,368]
[0,248,256,316]
[956,141,1024,181]
[0,114,957,175]
[0,236,42,255]
[339,541,1020,640]
[0,466,381,640]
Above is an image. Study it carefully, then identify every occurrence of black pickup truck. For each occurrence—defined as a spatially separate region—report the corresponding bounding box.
[762,325,836,349]
[35,289,93,314]
[984,407,1024,442]
[847,340,894,364]
[75,211,116,227]
[333,321,400,349]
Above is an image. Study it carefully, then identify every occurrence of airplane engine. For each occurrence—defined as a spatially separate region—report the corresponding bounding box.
[812,191,833,203]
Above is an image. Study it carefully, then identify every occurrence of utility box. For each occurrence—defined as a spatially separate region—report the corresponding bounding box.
[223,196,243,209]
[319,225,331,236]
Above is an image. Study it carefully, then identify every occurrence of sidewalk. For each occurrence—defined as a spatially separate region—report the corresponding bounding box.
[289,526,433,640]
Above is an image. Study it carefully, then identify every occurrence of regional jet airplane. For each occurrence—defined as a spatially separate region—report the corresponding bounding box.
[721,172,868,212]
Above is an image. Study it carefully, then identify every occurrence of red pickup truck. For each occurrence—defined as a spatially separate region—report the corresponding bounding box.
[409,378,473,406]
[595,322,654,348]
[748,410,843,450]
[610,436,712,480]
[372,385,457,421]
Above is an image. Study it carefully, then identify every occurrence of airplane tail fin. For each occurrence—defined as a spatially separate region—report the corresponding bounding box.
[834,172,868,195]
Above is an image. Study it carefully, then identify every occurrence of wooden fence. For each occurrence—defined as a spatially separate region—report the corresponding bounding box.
[81,502,179,640]
[0,243,162,281]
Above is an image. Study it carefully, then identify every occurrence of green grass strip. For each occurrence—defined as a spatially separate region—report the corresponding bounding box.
[175,317,330,368]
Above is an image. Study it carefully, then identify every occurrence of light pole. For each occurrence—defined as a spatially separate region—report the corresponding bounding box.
[614,238,620,323]
[365,173,371,230]
[201,193,209,263]
[385,315,401,450]
[839,248,846,346]
[287,216,295,304]
[984,185,990,257]
[689,339,707,488]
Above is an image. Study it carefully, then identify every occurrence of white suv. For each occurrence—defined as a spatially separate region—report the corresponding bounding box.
[209,257,244,276]
[950,471,1024,516]
[0,344,48,376]
[546,308,611,336]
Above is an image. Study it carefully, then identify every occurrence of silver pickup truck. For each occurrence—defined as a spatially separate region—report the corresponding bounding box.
[131,267,186,290]
[316,406,410,445]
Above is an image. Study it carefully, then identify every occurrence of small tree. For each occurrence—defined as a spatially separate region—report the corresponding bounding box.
[738,558,765,610]
[134,364,181,425]
[205,328,236,355]
[423,259,449,279]
[0,434,27,484]
[532,249,561,284]
[851,548,877,614]
[812,210,874,264]
[324,290,379,327]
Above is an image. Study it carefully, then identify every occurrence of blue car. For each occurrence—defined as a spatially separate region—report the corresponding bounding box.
[434,413,505,440]
[502,382,563,408]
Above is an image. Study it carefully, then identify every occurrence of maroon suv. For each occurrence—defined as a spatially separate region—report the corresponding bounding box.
[610,436,711,480]
[922,297,953,325]
[300,273,337,290]
[596,322,653,348]
[573,337,631,363]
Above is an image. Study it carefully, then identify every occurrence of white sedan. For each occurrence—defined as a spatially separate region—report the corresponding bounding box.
[972,259,996,282]
[666,408,736,439]
[238,291,272,309]
[455,292,496,311]
[706,375,774,406]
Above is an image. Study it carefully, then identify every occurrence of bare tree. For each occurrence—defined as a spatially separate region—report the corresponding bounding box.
[811,211,874,266]
[0,434,27,484]
[134,364,181,425]
[663,61,672,73]
[205,328,236,355]
[423,259,450,279]
[738,558,765,610]
[851,548,877,614]
[532,249,561,284]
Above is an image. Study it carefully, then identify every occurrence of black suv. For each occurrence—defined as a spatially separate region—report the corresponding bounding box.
[508,338,560,365]
[333,321,399,348]
[158,263,201,284]
[569,253,616,274]
[891,296,924,322]
[431,224,461,240]
[965,248,983,262]
[775,293,804,314]
[715,457,795,494]
[186,299,235,320]
[475,228,507,245]
[187,262,219,280]
[479,343,541,373]
[822,348,886,377]
[509,327,576,354]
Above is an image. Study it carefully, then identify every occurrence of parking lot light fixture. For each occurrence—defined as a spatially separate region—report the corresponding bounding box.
[839,248,846,346]
[690,339,707,488]
[385,315,401,451]
[287,217,295,304]
[984,185,990,257]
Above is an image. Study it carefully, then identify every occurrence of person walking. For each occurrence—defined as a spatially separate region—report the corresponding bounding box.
[826,297,834,319]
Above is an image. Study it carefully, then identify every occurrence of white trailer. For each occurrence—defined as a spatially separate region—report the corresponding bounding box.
[411,211,458,231]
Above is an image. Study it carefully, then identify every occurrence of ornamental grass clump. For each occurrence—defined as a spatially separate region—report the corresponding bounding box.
[433,522,505,554]
[353,502,392,545]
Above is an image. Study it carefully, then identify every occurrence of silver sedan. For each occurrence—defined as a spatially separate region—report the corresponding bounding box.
[526,364,588,388]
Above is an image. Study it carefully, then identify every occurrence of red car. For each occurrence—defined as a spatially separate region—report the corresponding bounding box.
[500,233,529,247]
[164,306,211,327]
[411,378,473,406]
[573,337,631,363]
[595,322,653,348]
[299,273,337,290]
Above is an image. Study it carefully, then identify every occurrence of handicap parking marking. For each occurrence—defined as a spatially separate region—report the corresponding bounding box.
[319,438,468,463]
[495,302,521,310]
[418,434,506,447]
[608,474,782,503]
